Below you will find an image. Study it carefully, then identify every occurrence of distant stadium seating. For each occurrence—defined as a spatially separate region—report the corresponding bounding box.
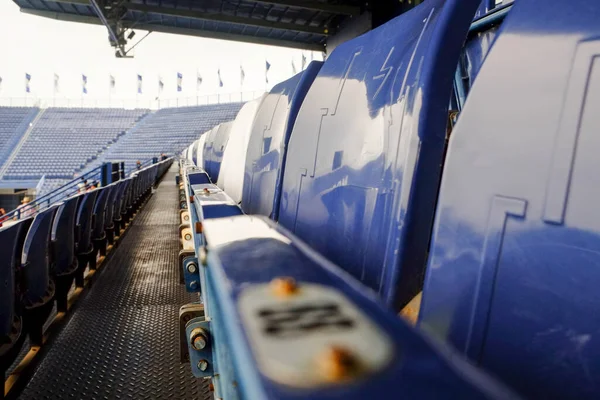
[0,107,39,170]
[97,103,243,171]
[4,108,147,180]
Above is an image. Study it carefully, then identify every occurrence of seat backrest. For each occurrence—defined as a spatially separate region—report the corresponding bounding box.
[76,190,99,254]
[195,133,208,168]
[104,182,119,226]
[242,62,322,219]
[111,179,128,222]
[419,1,600,398]
[202,125,219,174]
[92,186,112,239]
[217,95,267,203]
[118,179,132,215]
[278,0,480,310]
[191,141,199,166]
[0,221,27,336]
[22,206,58,304]
[51,195,80,275]
[207,122,233,183]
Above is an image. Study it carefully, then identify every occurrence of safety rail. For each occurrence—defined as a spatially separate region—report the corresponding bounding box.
[4,165,103,221]
[124,157,160,176]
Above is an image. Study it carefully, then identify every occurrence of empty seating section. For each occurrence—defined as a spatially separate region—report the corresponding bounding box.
[0,107,39,170]
[99,103,243,171]
[4,108,147,180]
[0,159,172,388]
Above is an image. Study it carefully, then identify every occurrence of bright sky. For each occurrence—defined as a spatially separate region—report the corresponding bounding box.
[0,1,320,105]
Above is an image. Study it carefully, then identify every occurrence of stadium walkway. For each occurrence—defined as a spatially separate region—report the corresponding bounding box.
[17,166,210,399]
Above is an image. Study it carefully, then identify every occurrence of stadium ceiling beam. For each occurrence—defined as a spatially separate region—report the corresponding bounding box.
[251,0,360,16]
[19,8,325,51]
[122,3,331,36]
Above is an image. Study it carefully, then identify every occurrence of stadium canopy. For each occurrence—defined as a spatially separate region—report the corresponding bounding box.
[13,0,368,53]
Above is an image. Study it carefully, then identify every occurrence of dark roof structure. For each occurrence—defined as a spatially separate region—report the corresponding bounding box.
[14,0,367,53]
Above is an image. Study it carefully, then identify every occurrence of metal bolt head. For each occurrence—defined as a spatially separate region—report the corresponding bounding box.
[197,359,209,372]
[189,280,199,290]
[270,277,298,297]
[187,262,198,274]
[190,327,208,350]
[184,233,192,241]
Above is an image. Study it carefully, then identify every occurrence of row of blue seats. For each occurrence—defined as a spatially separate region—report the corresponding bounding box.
[177,0,600,398]
[0,159,172,388]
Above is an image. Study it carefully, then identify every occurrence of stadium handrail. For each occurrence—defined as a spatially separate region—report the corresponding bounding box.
[3,165,104,221]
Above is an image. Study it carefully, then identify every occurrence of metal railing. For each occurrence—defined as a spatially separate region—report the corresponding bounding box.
[0,91,262,110]
[3,165,104,221]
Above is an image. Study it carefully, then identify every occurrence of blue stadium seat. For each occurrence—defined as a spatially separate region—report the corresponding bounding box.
[22,206,58,345]
[418,1,600,398]
[51,195,81,311]
[242,62,322,219]
[0,219,31,377]
[206,122,233,183]
[92,185,113,264]
[112,179,131,234]
[277,0,479,310]
[202,126,219,175]
[74,190,99,287]
[217,95,266,203]
[104,182,120,245]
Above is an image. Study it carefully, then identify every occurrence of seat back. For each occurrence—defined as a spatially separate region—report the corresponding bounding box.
[22,206,58,304]
[191,140,199,166]
[206,122,233,182]
[419,1,600,398]
[202,126,219,174]
[278,0,480,310]
[217,95,266,202]
[195,133,208,168]
[242,62,322,219]
[118,179,132,216]
[76,190,99,254]
[104,182,119,227]
[51,195,80,275]
[92,186,112,239]
[0,222,27,336]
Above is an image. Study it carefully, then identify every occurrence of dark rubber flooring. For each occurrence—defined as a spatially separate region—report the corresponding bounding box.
[18,166,210,399]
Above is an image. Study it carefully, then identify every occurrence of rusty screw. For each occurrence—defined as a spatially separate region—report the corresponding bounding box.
[270,277,298,297]
[190,328,208,350]
[317,346,360,382]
